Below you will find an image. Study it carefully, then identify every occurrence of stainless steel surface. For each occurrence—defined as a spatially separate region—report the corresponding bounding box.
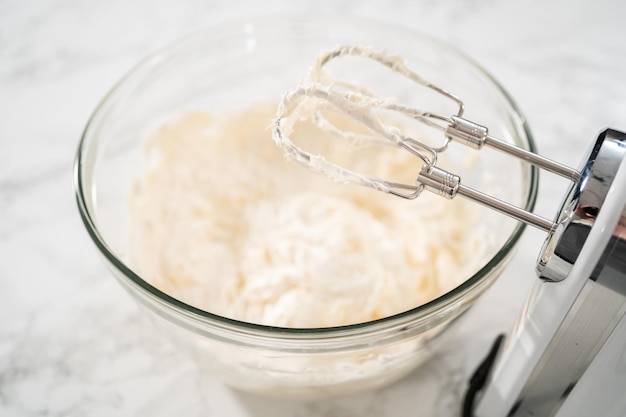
[538,129,626,282]
[552,310,626,417]
[417,166,460,199]
[508,279,626,417]
[447,117,580,182]
[456,183,555,233]
[503,130,626,417]
[445,116,488,149]
[417,167,555,232]
[483,134,580,182]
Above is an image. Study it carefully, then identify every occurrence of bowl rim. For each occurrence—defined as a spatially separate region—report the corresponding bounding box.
[73,13,538,338]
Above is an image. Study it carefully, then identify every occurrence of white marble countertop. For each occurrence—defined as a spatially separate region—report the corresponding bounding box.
[2,0,626,416]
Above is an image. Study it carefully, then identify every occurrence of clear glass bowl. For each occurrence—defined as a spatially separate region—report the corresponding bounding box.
[74,14,537,398]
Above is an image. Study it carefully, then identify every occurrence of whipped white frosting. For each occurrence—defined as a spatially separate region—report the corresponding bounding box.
[272,45,454,196]
[129,105,488,328]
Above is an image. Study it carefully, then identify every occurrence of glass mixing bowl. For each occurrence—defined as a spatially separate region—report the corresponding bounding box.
[74,14,537,398]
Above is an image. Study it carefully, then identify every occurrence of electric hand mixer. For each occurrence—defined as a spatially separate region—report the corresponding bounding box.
[272,45,626,417]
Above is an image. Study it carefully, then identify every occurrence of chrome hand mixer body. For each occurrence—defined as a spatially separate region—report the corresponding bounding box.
[273,45,626,417]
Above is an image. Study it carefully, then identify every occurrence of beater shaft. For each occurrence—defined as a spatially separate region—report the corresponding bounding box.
[418,166,555,232]
[446,116,580,182]
[485,136,579,182]
[457,185,554,232]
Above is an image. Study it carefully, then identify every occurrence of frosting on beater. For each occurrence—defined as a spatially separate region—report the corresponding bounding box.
[272,45,459,197]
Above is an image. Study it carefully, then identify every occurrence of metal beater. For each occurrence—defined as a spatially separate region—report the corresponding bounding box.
[273,45,626,417]
[273,45,581,233]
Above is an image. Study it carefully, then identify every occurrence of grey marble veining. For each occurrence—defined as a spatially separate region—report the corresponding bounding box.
[2,0,625,415]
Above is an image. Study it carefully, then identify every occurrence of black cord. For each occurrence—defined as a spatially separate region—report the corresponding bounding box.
[462,334,506,417]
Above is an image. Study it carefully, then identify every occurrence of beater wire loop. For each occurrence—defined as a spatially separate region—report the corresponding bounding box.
[272,44,578,231]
